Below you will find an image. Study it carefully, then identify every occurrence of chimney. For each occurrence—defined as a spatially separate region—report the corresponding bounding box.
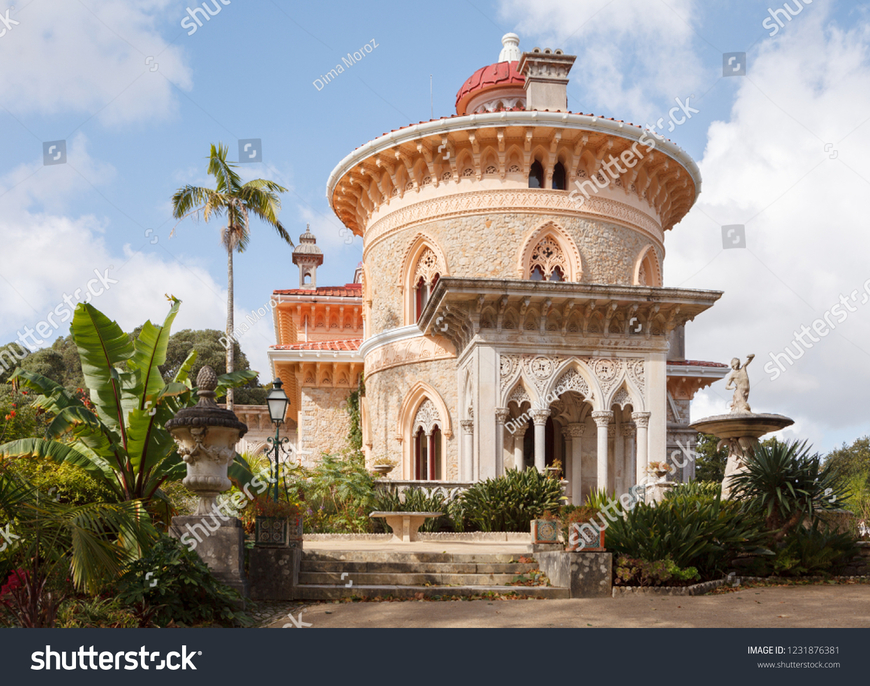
[517,47,576,112]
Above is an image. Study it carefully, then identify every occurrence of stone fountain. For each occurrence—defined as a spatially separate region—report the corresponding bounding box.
[689,354,793,498]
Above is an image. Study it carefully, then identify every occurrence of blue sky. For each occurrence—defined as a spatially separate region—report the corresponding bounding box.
[2,0,870,452]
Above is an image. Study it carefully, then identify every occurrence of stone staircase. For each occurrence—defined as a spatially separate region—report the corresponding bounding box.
[297,550,570,600]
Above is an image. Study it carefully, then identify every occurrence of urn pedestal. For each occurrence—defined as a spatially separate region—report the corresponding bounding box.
[165,367,250,599]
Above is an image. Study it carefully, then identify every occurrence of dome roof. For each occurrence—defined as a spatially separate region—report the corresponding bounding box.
[455,60,525,116]
[292,225,323,260]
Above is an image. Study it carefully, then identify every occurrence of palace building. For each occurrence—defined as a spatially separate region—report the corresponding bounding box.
[267,34,727,502]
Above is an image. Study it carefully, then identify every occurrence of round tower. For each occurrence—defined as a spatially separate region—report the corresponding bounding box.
[325,35,722,499]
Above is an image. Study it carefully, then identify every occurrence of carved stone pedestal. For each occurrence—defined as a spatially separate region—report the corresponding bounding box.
[169,515,249,601]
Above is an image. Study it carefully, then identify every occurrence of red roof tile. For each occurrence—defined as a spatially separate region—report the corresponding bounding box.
[273,284,362,298]
[455,60,525,115]
[271,339,362,352]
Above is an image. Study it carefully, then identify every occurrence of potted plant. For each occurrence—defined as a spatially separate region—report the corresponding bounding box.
[372,456,396,477]
[647,461,672,481]
[545,459,563,480]
[531,510,562,545]
[252,497,302,549]
[563,506,605,551]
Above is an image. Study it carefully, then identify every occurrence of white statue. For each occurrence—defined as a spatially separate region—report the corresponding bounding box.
[725,354,755,414]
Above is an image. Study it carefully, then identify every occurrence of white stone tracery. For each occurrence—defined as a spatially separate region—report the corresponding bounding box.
[529,236,567,280]
[413,399,442,435]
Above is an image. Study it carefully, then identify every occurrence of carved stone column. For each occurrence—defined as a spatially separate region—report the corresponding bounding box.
[495,408,510,477]
[566,422,585,504]
[623,423,637,486]
[632,411,651,488]
[591,411,613,493]
[460,420,474,482]
[513,423,527,471]
[530,409,550,472]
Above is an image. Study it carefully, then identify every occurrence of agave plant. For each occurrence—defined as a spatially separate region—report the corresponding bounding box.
[730,439,849,541]
[0,299,256,503]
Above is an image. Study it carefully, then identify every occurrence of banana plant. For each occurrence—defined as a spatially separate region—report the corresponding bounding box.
[0,299,256,502]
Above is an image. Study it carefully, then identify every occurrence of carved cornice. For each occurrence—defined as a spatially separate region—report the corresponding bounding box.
[364,334,456,377]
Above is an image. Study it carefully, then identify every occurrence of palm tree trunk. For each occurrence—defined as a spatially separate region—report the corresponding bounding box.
[226,245,234,411]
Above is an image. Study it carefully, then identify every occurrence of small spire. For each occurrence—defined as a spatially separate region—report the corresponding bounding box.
[499,33,521,62]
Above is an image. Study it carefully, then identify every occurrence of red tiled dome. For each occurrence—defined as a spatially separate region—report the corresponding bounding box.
[455,61,525,116]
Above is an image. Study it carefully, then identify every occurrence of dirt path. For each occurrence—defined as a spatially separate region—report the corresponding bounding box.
[265,584,870,628]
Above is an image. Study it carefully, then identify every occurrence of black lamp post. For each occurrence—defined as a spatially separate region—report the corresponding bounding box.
[265,379,290,502]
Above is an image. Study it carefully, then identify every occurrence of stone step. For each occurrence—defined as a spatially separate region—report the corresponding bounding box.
[296,584,569,600]
[300,560,539,575]
[302,551,530,564]
[298,571,528,586]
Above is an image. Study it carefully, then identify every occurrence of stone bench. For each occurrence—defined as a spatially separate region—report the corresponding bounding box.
[369,511,442,543]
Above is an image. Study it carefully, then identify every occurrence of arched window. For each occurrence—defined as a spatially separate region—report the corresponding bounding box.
[552,162,566,190]
[413,399,442,480]
[528,160,544,188]
[413,248,441,321]
[529,236,568,282]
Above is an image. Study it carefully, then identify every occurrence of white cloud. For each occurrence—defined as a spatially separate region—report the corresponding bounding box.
[496,0,703,122]
[0,0,192,125]
[669,6,870,452]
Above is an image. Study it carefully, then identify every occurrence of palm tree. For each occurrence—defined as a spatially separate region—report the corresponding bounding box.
[170,143,291,410]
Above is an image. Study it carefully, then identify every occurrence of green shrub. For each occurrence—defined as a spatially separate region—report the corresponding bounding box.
[5,455,118,505]
[769,524,859,577]
[459,469,564,532]
[56,596,141,628]
[116,534,250,627]
[605,495,765,580]
[664,480,722,502]
[614,556,700,587]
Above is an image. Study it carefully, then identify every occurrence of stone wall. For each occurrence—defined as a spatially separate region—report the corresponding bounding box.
[298,387,354,459]
[365,358,459,480]
[364,211,658,337]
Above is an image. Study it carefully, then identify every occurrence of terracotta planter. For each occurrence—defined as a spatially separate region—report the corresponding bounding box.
[531,519,561,544]
[255,515,303,549]
[566,522,606,552]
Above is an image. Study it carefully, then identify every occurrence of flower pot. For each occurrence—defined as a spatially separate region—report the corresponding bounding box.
[255,515,303,548]
[531,519,561,544]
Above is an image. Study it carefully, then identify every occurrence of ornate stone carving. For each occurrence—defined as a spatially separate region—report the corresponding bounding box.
[499,354,518,379]
[530,409,551,426]
[566,422,585,438]
[507,385,531,407]
[612,386,632,409]
[364,189,663,256]
[623,423,636,438]
[460,419,474,434]
[413,399,441,435]
[725,354,755,414]
[529,236,567,280]
[413,247,441,285]
[554,369,591,400]
[631,411,651,429]
[365,335,455,377]
[495,408,511,424]
[530,356,554,379]
[591,410,613,428]
[627,358,646,395]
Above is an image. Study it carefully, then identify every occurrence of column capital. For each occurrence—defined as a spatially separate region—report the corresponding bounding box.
[530,409,551,426]
[623,423,636,438]
[631,411,651,429]
[591,410,613,428]
[564,422,585,438]
[495,408,511,424]
[460,419,474,434]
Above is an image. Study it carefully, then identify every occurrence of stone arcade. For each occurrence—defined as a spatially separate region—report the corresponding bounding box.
[266,34,728,502]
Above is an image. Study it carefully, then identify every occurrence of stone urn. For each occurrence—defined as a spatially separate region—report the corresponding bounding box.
[373,464,394,477]
[165,366,248,515]
[165,366,250,599]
